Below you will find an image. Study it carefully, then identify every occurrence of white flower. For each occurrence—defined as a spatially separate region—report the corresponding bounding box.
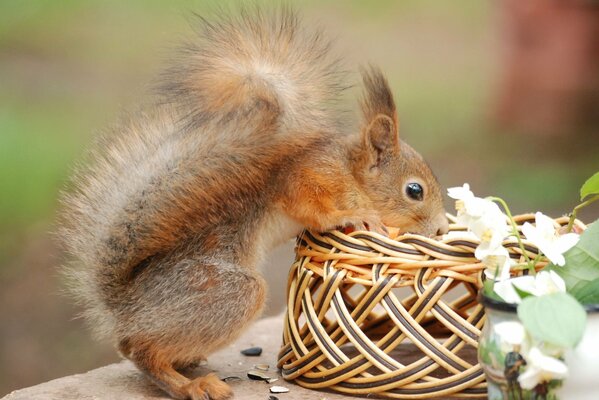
[469,202,509,240]
[540,270,567,292]
[480,245,514,281]
[447,184,502,223]
[494,278,527,304]
[521,212,579,266]
[447,184,488,225]
[493,321,527,349]
[512,270,566,296]
[447,183,475,202]
[493,271,566,304]
[518,347,568,390]
[448,184,511,267]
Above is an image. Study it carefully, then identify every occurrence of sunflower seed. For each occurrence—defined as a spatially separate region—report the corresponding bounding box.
[266,377,279,384]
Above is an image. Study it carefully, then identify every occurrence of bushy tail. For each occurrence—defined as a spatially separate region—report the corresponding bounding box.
[160,6,347,133]
[59,7,348,340]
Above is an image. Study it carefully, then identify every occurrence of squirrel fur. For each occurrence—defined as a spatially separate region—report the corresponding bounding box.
[60,7,448,400]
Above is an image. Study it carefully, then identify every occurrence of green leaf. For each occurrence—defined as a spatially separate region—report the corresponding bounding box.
[550,221,599,290]
[576,221,599,260]
[570,277,599,305]
[517,292,586,348]
[513,285,534,300]
[580,171,599,201]
[483,279,503,301]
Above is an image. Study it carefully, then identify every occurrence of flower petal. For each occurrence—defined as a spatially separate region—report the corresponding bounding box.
[481,246,512,281]
[528,347,569,378]
[494,280,523,304]
[554,233,579,256]
[509,275,536,295]
[532,270,566,295]
[544,249,566,267]
[518,346,568,390]
[540,356,568,378]
[463,197,489,218]
[493,321,526,346]
[534,212,557,234]
[518,366,541,390]
[548,270,566,292]
[520,214,579,268]
[469,206,508,238]
[447,184,473,200]
[521,222,542,245]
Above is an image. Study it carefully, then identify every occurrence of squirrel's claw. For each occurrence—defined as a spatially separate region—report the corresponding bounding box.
[363,220,389,237]
[349,212,389,237]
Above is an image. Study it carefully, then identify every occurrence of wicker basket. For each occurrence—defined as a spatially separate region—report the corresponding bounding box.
[277,214,576,399]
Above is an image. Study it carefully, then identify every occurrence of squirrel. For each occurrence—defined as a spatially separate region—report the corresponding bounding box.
[59,8,449,400]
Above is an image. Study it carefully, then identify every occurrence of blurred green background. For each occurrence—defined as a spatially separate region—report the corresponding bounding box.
[1,0,597,395]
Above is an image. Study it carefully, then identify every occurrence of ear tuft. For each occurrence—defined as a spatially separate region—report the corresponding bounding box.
[360,66,397,126]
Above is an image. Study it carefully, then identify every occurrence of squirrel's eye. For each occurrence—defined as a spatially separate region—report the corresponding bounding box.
[406,182,424,201]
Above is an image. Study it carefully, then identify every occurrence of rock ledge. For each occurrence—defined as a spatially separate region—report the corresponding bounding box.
[2,316,351,400]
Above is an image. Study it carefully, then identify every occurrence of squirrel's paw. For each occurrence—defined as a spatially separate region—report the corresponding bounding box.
[181,373,233,400]
[348,212,389,237]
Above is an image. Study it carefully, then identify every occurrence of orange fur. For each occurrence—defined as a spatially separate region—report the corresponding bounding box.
[59,8,447,400]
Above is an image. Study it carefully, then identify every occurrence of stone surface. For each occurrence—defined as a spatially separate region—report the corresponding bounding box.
[2,316,353,400]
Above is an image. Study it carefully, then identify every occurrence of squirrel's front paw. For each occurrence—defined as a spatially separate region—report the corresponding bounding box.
[348,212,388,236]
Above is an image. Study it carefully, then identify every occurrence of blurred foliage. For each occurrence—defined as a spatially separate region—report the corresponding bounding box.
[0,0,596,395]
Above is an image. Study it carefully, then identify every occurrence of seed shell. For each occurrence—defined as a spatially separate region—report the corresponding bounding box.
[240,346,262,356]
[247,370,270,381]
[254,363,270,371]
[269,385,289,393]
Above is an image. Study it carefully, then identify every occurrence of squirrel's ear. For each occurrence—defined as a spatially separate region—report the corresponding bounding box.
[360,66,399,136]
[362,114,398,166]
[359,66,400,166]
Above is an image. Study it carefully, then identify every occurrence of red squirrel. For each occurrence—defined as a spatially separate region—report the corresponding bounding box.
[60,8,448,400]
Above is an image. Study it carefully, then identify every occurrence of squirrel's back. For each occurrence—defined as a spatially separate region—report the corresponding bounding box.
[59,8,346,338]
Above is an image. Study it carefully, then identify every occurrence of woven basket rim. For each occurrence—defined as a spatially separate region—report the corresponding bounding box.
[303,212,584,244]
[297,213,585,261]
[293,213,585,288]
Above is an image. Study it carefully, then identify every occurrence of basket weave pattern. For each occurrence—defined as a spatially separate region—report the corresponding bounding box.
[277,214,573,399]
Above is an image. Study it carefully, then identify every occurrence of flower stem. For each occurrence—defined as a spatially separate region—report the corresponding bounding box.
[528,253,543,274]
[511,263,533,271]
[488,196,533,270]
[567,194,599,232]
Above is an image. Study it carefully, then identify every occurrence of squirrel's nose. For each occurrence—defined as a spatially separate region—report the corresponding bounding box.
[434,213,449,236]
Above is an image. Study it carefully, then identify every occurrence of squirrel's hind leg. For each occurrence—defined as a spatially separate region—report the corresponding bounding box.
[173,358,205,372]
[116,256,266,399]
[119,339,230,400]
